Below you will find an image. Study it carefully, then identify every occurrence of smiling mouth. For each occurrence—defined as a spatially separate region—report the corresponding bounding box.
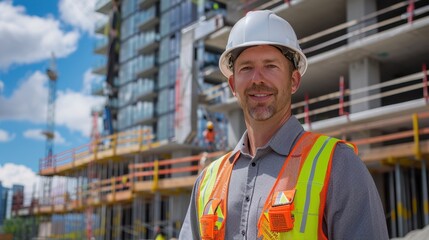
[248,93,273,101]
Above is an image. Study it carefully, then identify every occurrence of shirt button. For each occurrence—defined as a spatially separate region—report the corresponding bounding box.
[245,196,250,202]
[251,162,256,167]
[241,230,246,236]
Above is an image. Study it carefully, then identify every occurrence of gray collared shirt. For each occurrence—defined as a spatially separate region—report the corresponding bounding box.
[179,116,388,240]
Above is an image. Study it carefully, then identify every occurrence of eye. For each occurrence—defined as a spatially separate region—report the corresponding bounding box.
[239,66,252,72]
[266,64,278,69]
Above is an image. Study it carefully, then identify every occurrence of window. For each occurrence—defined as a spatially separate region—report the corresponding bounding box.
[157,112,175,141]
[121,0,138,19]
[120,35,139,63]
[169,33,180,59]
[159,37,170,63]
[119,82,134,107]
[160,10,170,37]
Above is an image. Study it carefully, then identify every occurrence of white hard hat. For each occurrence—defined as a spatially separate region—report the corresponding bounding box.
[219,10,307,78]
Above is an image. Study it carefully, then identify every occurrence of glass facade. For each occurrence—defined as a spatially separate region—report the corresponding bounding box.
[0,182,8,226]
[115,0,197,140]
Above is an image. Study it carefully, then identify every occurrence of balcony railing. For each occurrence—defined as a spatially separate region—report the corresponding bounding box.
[21,109,429,216]
[95,0,112,14]
[137,5,158,31]
[300,0,429,57]
[30,151,225,215]
[92,58,107,75]
[39,129,154,175]
[95,18,108,35]
[94,37,108,55]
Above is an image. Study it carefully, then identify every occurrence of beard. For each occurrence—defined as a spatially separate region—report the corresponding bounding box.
[241,84,279,121]
[248,104,276,121]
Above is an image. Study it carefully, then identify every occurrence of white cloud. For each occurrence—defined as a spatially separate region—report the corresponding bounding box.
[0,71,105,137]
[59,0,107,35]
[23,129,66,144]
[0,163,40,204]
[0,80,4,93]
[82,68,103,94]
[0,71,48,123]
[0,1,79,69]
[56,90,105,136]
[0,128,15,142]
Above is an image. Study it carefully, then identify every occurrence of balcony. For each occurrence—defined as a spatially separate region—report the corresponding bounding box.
[94,37,109,55]
[92,58,107,75]
[133,113,156,127]
[138,6,159,31]
[106,98,119,110]
[138,34,160,55]
[139,0,159,10]
[95,0,112,15]
[95,18,108,35]
[135,55,158,79]
[91,80,104,96]
[202,51,226,84]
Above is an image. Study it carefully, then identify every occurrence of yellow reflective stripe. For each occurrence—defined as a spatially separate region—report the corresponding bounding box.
[198,158,223,218]
[215,207,224,230]
[308,138,337,211]
[299,136,331,233]
[204,200,214,215]
[284,136,339,238]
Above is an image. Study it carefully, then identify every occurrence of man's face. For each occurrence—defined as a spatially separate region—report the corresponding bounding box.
[228,45,301,122]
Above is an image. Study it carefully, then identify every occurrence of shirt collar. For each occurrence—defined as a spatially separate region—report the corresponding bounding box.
[229,115,304,160]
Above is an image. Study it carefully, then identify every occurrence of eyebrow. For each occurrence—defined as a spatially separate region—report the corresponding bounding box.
[236,58,282,66]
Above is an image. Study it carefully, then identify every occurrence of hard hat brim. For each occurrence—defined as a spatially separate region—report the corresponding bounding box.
[218,41,308,79]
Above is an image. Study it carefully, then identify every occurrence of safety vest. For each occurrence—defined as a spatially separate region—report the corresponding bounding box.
[196,132,357,240]
[204,130,216,143]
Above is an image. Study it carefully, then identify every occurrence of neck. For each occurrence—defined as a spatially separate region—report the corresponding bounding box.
[246,111,291,156]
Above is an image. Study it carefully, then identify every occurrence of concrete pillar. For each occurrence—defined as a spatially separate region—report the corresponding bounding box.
[347,0,377,42]
[349,57,381,113]
[346,0,382,149]
[153,193,161,238]
[226,109,246,149]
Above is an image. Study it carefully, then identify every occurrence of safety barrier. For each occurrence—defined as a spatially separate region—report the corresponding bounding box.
[39,128,154,175]
[31,151,225,215]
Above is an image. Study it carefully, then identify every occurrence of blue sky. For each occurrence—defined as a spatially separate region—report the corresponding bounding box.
[0,0,105,193]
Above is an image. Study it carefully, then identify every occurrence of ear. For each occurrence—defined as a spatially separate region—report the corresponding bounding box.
[228,75,236,96]
[291,70,301,94]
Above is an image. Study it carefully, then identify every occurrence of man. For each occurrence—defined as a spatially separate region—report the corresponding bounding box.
[203,121,216,152]
[179,10,388,240]
[155,226,166,240]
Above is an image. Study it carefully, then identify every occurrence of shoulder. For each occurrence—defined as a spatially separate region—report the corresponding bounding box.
[331,142,366,176]
[327,140,379,206]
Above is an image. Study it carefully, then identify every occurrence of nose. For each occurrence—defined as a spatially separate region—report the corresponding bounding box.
[250,67,265,85]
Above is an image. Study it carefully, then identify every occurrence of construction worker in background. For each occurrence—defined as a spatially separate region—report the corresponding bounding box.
[203,121,216,152]
[155,226,166,240]
[179,10,388,240]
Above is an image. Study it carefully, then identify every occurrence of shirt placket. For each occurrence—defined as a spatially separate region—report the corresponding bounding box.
[239,156,259,239]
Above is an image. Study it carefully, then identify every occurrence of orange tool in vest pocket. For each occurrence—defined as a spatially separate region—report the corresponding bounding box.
[268,190,296,232]
[200,214,217,239]
[201,198,223,240]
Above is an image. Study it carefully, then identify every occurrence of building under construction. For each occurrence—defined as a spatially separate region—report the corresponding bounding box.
[9,0,429,239]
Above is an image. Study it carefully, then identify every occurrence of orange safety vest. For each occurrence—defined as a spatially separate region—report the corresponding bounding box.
[204,130,216,143]
[196,132,357,240]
